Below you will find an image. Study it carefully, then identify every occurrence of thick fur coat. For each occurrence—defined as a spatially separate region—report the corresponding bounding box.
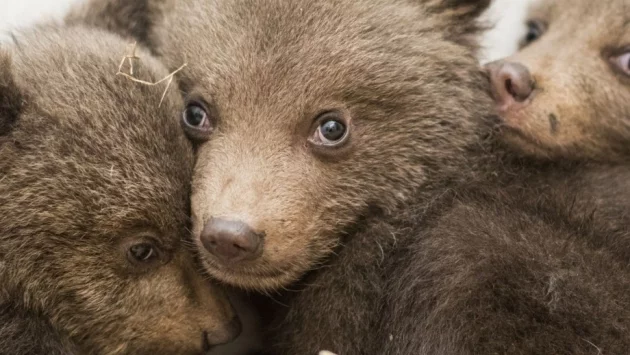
[69,0,630,354]
[0,26,238,354]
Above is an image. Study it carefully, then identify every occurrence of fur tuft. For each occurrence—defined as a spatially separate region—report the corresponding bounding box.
[0,51,24,137]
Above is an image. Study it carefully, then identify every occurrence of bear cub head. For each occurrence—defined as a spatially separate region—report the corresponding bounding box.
[155,0,493,291]
[0,26,239,354]
[486,0,630,161]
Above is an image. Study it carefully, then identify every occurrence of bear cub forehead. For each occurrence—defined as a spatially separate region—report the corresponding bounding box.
[1,26,193,239]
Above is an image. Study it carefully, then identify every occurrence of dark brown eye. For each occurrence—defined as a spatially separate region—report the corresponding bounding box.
[309,112,349,147]
[128,242,159,263]
[520,20,546,48]
[182,102,214,141]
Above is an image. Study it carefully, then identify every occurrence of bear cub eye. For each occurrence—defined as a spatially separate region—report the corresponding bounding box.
[520,20,546,48]
[129,242,159,263]
[611,52,630,77]
[181,101,214,141]
[309,111,350,147]
[121,234,169,272]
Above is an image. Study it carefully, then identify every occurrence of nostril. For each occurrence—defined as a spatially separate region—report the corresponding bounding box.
[505,78,515,97]
[501,62,534,103]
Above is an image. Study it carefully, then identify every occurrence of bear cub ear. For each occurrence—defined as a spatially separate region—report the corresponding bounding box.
[417,0,491,47]
[65,0,168,53]
[424,0,491,20]
[0,50,23,136]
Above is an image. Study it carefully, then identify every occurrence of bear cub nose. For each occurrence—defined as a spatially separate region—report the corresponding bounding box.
[201,218,263,262]
[486,60,535,109]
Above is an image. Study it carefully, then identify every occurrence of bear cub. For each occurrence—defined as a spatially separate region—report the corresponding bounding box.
[0,25,239,354]
[486,0,630,161]
[64,0,630,354]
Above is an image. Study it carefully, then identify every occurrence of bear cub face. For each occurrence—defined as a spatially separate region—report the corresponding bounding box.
[486,0,630,161]
[157,0,492,291]
[0,26,239,354]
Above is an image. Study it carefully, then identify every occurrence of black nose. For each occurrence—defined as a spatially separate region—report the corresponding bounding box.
[486,60,535,106]
[200,218,263,262]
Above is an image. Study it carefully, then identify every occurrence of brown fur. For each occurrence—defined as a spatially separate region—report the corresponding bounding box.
[67,0,630,353]
[379,184,630,354]
[151,0,494,353]
[156,0,493,292]
[258,178,630,354]
[492,0,630,161]
[65,0,170,54]
[70,0,492,290]
[0,26,239,354]
[0,53,23,137]
[0,305,80,355]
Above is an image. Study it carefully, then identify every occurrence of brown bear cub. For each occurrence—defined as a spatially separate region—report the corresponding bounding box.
[69,0,630,353]
[0,26,240,354]
[165,0,630,349]
[157,0,493,293]
[486,0,630,161]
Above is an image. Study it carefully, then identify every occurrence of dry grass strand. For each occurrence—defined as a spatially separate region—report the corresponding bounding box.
[115,42,187,107]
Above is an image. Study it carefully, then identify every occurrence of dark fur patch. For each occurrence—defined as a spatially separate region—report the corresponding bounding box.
[0,305,78,355]
[424,0,491,21]
[423,0,491,47]
[0,53,23,136]
[549,113,559,134]
[66,0,163,53]
[103,0,154,48]
[442,0,492,17]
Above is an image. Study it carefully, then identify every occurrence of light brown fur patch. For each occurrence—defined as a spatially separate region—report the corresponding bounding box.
[494,0,630,161]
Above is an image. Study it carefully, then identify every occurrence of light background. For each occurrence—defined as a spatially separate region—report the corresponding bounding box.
[0,0,533,61]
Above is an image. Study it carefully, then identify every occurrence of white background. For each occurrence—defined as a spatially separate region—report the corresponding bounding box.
[0,0,80,32]
[0,0,532,61]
